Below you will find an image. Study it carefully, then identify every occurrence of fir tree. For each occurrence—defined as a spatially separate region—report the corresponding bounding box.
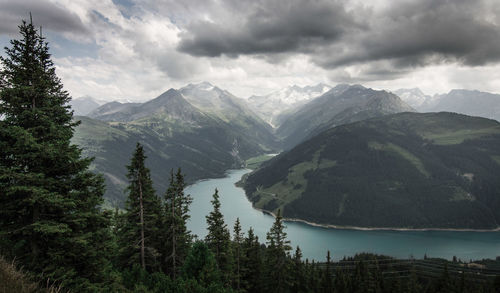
[321,250,334,293]
[163,168,192,278]
[0,17,112,290]
[232,217,244,291]
[291,246,306,293]
[118,143,163,271]
[265,209,292,293]
[242,227,263,292]
[205,188,233,286]
[181,241,221,288]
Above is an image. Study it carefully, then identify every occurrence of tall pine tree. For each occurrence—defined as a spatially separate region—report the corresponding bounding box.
[242,227,263,292]
[232,217,244,291]
[265,209,292,293]
[118,143,163,271]
[0,17,112,290]
[163,168,192,278]
[205,188,233,286]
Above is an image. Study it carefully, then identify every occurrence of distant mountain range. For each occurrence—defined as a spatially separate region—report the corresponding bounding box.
[69,96,105,116]
[242,112,500,229]
[247,83,331,127]
[71,81,500,227]
[277,84,414,149]
[395,88,500,122]
[72,83,278,206]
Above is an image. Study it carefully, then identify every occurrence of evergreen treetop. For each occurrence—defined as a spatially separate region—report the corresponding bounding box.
[0,17,111,290]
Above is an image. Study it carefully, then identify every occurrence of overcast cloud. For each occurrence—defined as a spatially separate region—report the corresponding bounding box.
[0,0,499,101]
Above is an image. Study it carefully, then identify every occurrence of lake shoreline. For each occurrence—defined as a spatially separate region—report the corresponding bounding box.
[195,168,500,232]
[256,207,500,232]
[187,168,500,261]
[238,172,500,233]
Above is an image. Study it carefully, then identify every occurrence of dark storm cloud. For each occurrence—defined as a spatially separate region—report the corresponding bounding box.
[316,0,500,69]
[0,0,89,35]
[177,0,500,70]
[177,0,362,57]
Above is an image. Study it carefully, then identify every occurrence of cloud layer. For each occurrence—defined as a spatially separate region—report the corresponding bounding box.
[178,0,500,70]
[1,0,500,100]
[0,0,89,36]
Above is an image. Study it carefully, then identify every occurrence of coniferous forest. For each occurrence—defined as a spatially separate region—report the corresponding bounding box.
[1,19,500,293]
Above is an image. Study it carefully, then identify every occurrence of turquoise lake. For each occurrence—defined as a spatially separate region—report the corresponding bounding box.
[186,169,500,261]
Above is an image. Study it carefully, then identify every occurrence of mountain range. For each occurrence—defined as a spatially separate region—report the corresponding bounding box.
[69,96,104,116]
[395,88,500,122]
[247,83,331,127]
[72,83,278,206]
[276,84,414,149]
[71,82,500,230]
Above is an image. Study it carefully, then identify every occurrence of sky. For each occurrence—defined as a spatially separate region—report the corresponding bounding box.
[1,0,500,102]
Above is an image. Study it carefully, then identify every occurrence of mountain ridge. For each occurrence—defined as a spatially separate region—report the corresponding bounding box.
[242,112,500,229]
[277,84,414,149]
[74,85,279,206]
[247,83,331,127]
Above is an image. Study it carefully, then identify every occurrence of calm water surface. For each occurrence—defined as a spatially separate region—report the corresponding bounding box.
[187,169,500,261]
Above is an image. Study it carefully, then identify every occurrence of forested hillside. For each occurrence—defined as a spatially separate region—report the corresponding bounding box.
[244,112,500,229]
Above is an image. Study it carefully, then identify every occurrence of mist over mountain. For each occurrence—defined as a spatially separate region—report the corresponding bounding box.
[422,90,500,122]
[247,83,331,127]
[393,88,432,109]
[277,84,414,149]
[395,88,500,122]
[68,96,104,116]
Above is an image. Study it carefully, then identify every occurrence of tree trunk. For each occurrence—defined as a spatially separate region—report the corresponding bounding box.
[31,204,40,260]
[237,244,240,290]
[172,191,176,279]
[139,179,145,269]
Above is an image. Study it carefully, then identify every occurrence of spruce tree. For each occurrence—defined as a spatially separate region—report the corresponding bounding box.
[242,227,263,292]
[265,209,292,293]
[118,143,163,271]
[321,250,334,293]
[163,168,192,278]
[0,18,112,290]
[232,217,244,291]
[181,241,221,288]
[205,188,233,286]
[291,246,306,293]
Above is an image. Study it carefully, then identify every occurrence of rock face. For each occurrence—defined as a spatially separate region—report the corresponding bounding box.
[277,84,415,149]
[247,83,331,127]
[243,112,500,229]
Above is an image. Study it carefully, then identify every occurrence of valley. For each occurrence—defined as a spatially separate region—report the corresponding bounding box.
[72,82,500,230]
[3,4,500,291]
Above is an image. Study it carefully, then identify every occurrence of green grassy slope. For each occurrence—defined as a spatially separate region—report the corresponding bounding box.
[243,112,500,229]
